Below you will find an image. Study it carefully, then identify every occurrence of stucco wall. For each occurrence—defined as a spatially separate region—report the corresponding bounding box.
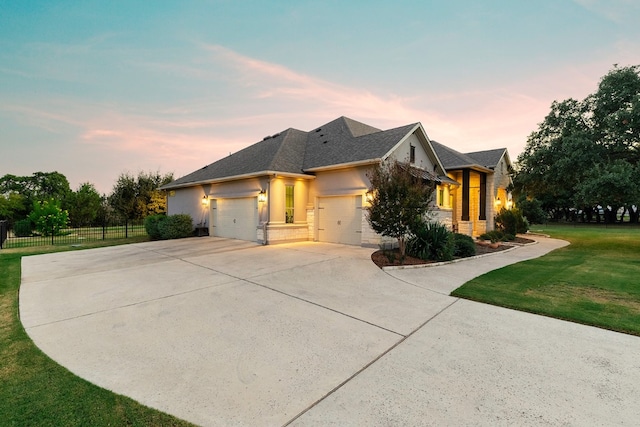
[167,186,207,229]
[386,132,437,171]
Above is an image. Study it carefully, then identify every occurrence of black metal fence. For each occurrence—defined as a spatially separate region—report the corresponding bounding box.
[0,219,146,250]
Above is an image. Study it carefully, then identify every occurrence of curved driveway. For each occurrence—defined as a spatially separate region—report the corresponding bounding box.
[20,236,640,426]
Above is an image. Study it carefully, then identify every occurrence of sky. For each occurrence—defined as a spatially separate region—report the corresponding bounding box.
[1,0,639,195]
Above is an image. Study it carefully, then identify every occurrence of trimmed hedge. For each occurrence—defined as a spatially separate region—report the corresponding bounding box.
[144,214,193,240]
[13,218,33,237]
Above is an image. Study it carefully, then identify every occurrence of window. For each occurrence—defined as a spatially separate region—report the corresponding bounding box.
[439,188,445,206]
[285,185,294,223]
[409,144,416,163]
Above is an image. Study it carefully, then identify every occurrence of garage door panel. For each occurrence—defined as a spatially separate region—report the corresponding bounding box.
[318,196,362,245]
[212,198,257,241]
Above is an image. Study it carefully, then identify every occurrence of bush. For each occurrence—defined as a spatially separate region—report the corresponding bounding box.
[494,207,529,236]
[157,214,193,240]
[407,220,454,261]
[13,218,33,237]
[453,233,476,258]
[479,230,516,242]
[144,214,165,240]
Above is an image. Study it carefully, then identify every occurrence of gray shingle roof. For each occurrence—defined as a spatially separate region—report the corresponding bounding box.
[431,140,506,171]
[430,140,481,169]
[303,117,417,170]
[163,128,307,188]
[162,116,420,189]
[465,148,506,169]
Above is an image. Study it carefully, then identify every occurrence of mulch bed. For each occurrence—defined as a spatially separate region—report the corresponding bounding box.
[371,236,536,268]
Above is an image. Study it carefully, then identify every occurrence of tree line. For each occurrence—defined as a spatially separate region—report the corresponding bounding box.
[514,65,640,223]
[0,171,174,233]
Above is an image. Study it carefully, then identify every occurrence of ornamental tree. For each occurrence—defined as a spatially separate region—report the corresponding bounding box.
[28,199,69,236]
[366,160,436,258]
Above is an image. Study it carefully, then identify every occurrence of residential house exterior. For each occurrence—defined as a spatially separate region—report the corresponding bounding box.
[160,116,512,246]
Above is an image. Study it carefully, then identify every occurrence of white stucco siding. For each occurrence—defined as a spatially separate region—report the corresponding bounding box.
[386,133,436,171]
[167,186,207,229]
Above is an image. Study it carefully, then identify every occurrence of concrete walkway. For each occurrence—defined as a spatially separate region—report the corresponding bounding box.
[20,236,640,426]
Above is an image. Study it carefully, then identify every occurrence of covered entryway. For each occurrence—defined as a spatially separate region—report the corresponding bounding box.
[317,195,362,245]
[211,197,258,241]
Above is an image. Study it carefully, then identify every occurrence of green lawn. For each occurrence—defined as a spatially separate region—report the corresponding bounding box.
[0,239,196,427]
[452,224,640,336]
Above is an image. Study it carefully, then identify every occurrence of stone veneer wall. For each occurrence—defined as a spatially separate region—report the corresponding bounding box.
[306,208,314,241]
[265,224,309,244]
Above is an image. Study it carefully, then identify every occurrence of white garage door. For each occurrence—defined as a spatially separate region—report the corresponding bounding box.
[317,196,362,245]
[212,197,257,241]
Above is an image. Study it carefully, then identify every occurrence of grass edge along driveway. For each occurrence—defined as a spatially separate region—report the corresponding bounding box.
[0,239,196,427]
[452,225,640,337]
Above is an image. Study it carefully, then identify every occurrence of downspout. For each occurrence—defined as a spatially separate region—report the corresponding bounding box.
[262,178,271,245]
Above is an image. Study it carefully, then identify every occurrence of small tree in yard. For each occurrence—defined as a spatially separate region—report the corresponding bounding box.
[28,199,69,236]
[366,160,436,259]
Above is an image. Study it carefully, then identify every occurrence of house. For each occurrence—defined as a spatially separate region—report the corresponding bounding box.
[160,116,512,246]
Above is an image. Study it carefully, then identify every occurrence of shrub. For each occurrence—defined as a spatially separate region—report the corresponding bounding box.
[495,207,529,236]
[13,218,33,237]
[157,214,193,240]
[144,214,165,240]
[453,233,476,258]
[479,230,516,242]
[407,220,454,261]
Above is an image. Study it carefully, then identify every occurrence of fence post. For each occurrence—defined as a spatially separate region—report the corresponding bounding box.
[0,220,7,250]
[51,224,55,246]
[125,219,129,238]
[103,218,106,240]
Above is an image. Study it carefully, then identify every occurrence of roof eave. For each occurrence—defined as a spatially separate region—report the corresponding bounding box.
[161,170,315,190]
[304,159,380,173]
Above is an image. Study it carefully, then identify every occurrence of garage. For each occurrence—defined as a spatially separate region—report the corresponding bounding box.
[317,196,362,245]
[212,197,258,241]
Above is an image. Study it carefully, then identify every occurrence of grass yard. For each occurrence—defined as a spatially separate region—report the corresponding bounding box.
[0,238,195,426]
[452,224,640,336]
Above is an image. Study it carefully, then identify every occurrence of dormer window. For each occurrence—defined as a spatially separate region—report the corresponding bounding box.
[410,144,416,164]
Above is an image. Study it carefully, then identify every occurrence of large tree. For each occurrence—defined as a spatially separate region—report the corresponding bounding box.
[66,183,103,227]
[0,171,72,226]
[514,65,640,222]
[108,171,173,220]
[366,160,436,258]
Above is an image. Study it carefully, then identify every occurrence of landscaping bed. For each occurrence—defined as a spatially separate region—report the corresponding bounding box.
[371,240,523,268]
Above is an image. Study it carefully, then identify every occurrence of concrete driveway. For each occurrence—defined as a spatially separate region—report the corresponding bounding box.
[20,236,640,426]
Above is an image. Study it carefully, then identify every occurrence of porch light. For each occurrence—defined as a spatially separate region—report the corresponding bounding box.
[201,196,209,207]
[506,199,513,209]
[258,189,267,203]
[495,197,502,208]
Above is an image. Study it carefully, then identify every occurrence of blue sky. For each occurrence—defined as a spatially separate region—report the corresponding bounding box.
[1,0,639,194]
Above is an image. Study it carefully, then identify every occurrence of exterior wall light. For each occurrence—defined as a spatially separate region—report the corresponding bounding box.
[258,190,267,203]
[201,196,209,207]
[495,197,502,208]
